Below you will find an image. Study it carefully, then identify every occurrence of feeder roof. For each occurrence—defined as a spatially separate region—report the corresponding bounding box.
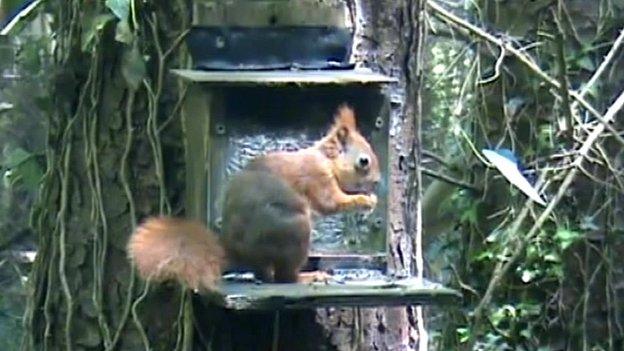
[171,69,397,86]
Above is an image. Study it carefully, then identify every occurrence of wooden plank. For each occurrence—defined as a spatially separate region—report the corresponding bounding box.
[181,85,212,221]
[171,69,397,85]
[202,278,461,310]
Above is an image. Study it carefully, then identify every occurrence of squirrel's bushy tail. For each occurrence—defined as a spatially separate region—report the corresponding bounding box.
[127,217,225,292]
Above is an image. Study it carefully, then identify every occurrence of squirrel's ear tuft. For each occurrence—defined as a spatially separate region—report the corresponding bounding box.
[333,104,357,131]
[316,104,358,158]
[336,125,349,147]
[331,104,357,147]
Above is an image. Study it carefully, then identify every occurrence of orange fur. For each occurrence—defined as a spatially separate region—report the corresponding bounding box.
[127,105,381,290]
[127,217,225,292]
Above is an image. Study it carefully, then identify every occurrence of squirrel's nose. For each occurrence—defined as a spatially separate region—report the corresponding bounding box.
[357,154,370,169]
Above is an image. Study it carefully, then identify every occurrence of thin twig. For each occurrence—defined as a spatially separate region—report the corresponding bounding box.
[164,29,190,59]
[422,149,451,168]
[131,281,151,350]
[594,144,624,192]
[552,6,574,134]
[109,90,139,351]
[422,167,479,191]
[478,45,505,85]
[576,28,624,100]
[450,264,480,297]
[157,84,188,134]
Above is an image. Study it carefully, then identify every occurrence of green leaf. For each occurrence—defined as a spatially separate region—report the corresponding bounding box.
[486,229,503,243]
[491,304,517,327]
[106,0,130,21]
[518,303,541,317]
[543,253,560,263]
[2,147,43,190]
[526,244,538,260]
[460,204,478,225]
[548,265,564,280]
[473,250,494,262]
[521,269,536,283]
[15,158,43,190]
[575,55,595,71]
[554,228,582,251]
[2,157,42,191]
[115,19,134,44]
[457,327,470,343]
[520,328,532,340]
[3,147,32,168]
[121,44,146,91]
[2,169,14,188]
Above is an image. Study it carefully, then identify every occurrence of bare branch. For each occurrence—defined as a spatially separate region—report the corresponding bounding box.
[422,167,480,192]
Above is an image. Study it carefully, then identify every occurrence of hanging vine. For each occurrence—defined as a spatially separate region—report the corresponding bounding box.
[23,1,191,349]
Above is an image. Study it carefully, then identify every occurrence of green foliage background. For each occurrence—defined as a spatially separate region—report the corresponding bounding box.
[422,1,624,350]
[0,28,49,351]
[0,0,623,350]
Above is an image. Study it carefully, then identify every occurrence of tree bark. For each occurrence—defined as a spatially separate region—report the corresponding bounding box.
[23,2,189,350]
[316,1,427,350]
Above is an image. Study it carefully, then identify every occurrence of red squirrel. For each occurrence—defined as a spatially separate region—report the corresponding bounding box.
[127,105,381,291]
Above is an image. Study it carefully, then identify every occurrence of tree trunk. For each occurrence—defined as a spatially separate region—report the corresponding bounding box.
[24,2,190,350]
[316,1,428,350]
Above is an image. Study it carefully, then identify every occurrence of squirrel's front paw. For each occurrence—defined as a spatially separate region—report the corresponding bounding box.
[356,193,377,213]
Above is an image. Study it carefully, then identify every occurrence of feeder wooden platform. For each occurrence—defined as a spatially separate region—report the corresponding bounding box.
[203,278,461,311]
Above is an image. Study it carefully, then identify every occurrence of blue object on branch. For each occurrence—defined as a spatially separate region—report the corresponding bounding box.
[482,148,546,206]
[0,0,41,36]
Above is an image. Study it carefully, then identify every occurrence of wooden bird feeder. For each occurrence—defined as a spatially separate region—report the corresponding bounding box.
[174,1,460,348]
